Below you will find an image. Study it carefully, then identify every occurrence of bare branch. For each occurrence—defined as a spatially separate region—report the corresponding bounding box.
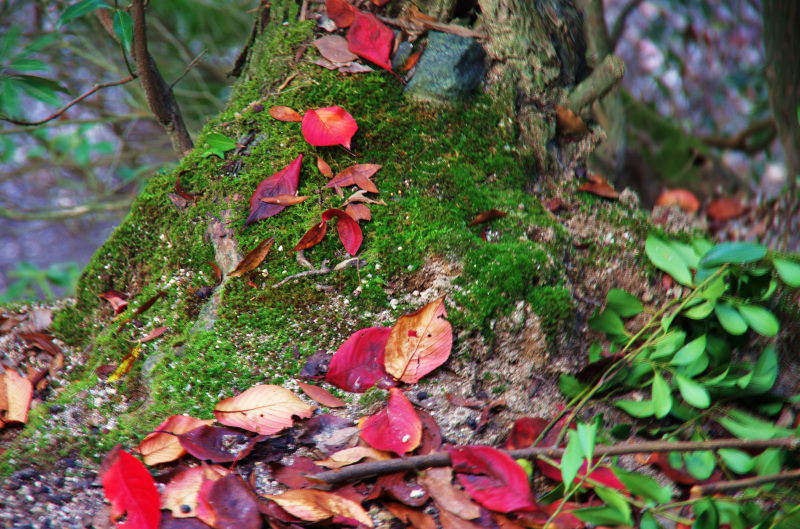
[0,197,133,221]
[170,49,208,89]
[609,0,644,50]
[691,468,800,496]
[697,118,777,154]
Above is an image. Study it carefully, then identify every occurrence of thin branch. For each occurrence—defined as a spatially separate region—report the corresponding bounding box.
[566,54,625,112]
[0,113,150,135]
[273,261,331,287]
[697,118,777,154]
[609,0,644,50]
[691,468,800,496]
[170,49,208,89]
[311,437,800,485]
[377,15,486,39]
[0,76,136,127]
[0,197,133,221]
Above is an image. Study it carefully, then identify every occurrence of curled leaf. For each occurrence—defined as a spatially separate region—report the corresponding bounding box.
[554,105,588,136]
[327,164,381,193]
[655,189,700,213]
[345,203,371,222]
[316,446,392,469]
[317,156,334,178]
[99,290,129,315]
[0,367,33,426]
[322,208,363,255]
[578,172,618,199]
[468,209,507,226]
[261,194,310,206]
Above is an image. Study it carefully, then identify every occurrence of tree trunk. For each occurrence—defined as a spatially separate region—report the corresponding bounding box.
[3,0,652,471]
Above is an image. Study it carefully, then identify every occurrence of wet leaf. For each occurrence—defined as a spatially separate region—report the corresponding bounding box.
[101,446,160,529]
[99,290,129,315]
[317,156,333,178]
[468,209,507,226]
[360,388,422,455]
[0,367,33,426]
[302,106,358,149]
[247,155,303,225]
[384,297,452,383]
[655,189,700,213]
[263,489,373,527]
[347,12,394,72]
[178,425,260,463]
[706,197,746,221]
[326,327,391,392]
[269,106,303,122]
[322,208,363,255]
[229,237,275,277]
[137,415,213,465]
[326,0,358,28]
[214,384,314,435]
[313,35,358,64]
[316,446,392,469]
[327,164,381,193]
[297,381,346,407]
[554,105,588,136]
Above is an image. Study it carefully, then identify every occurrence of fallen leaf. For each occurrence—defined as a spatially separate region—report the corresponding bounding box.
[338,62,375,74]
[269,106,303,122]
[302,106,358,149]
[578,172,618,199]
[214,384,314,435]
[401,50,422,72]
[542,197,564,212]
[317,157,333,178]
[345,203,371,222]
[107,345,142,383]
[261,194,310,206]
[139,326,168,343]
[322,208,363,255]
[263,489,373,527]
[368,473,429,507]
[503,417,549,449]
[297,381,346,407]
[297,414,355,451]
[384,297,452,383]
[417,409,443,454]
[178,425,261,463]
[554,105,588,136]
[229,237,275,277]
[419,467,481,520]
[326,327,391,392]
[137,415,213,466]
[360,388,422,455]
[439,508,484,529]
[312,58,341,70]
[247,155,303,225]
[449,445,537,513]
[707,197,746,221]
[101,446,160,529]
[327,164,382,193]
[174,173,197,202]
[370,0,391,5]
[313,35,358,64]
[133,291,165,316]
[316,446,392,469]
[325,0,358,28]
[344,189,387,206]
[195,474,262,529]
[347,12,394,72]
[0,367,33,426]
[293,220,328,253]
[655,189,701,213]
[385,502,436,529]
[468,209,507,226]
[161,465,228,518]
[272,456,324,489]
[99,290,129,315]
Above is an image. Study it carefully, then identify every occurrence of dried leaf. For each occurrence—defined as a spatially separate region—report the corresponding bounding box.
[161,465,228,518]
[401,50,422,72]
[0,367,33,426]
[269,106,303,122]
[468,209,507,226]
[542,197,564,212]
[655,188,701,213]
[99,290,129,315]
[174,173,197,202]
[360,388,422,455]
[347,12,394,72]
[419,467,481,519]
[384,297,452,383]
[313,35,358,64]
[345,203,371,222]
[338,62,375,74]
[326,0,358,28]
[578,172,618,199]
[214,384,314,435]
[263,489,373,527]
[261,194,310,206]
[107,345,142,383]
[326,327,391,392]
[292,221,328,253]
[344,189,387,206]
[316,446,392,469]
[707,197,746,221]
[133,291,165,316]
[247,155,303,225]
[297,381,346,407]
[137,414,213,465]
[327,164,381,193]
[317,157,334,178]
[196,474,262,529]
[385,502,436,529]
[101,446,161,529]
[229,237,275,278]
[139,326,168,343]
[302,106,358,149]
[554,105,588,136]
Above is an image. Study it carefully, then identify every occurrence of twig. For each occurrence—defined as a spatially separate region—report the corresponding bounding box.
[697,118,777,154]
[609,0,644,50]
[0,113,150,135]
[311,437,800,485]
[277,72,299,92]
[566,54,625,112]
[377,15,486,39]
[0,76,136,126]
[690,468,800,496]
[273,261,331,287]
[170,49,208,89]
[0,197,133,221]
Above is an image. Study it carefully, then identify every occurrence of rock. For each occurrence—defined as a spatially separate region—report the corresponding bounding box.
[391,41,413,71]
[405,31,487,103]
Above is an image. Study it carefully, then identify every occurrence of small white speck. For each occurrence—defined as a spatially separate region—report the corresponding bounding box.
[401,434,410,443]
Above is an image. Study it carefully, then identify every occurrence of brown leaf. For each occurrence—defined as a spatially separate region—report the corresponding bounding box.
[229,237,275,278]
[327,164,382,192]
[0,367,33,426]
[401,50,422,72]
[315,446,392,469]
[317,157,334,178]
[207,261,223,285]
[419,467,481,519]
[292,221,328,252]
[261,194,310,206]
[578,172,618,199]
[344,190,387,206]
[707,197,746,221]
[269,106,303,122]
[541,197,564,212]
[313,35,358,64]
[139,326,169,343]
[263,489,373,527]
[175,172,198,202]
[554,105,588,136]
[133,291,166,316]
[655,188,701,213]
[468,209,507,226]
[99,290,129,315]
[297,381,346,408]
[345,203,371,222]
[385,502,437,529]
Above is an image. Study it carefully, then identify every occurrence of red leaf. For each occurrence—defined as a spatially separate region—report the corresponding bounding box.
[247,154,303,225]
[269,106,303,122]
[347,12,394,72]
[139,326,169,343]
[655,189,701,213]
[322,208,363,255]
[360,388,422,455]
[449,446,537,513]
[706,197,746,221]
[196,474,262,529]
[326,327,391,392]
[293,221,328,252]
[326,0,358,28]
[101,446,160,529]
[178,425,260,463]
[99,290,129,315]
[301,106,358,149]
[384,297,452,383]
[327,164,382,192]
[503,417,548,450]
[297,381,347,407]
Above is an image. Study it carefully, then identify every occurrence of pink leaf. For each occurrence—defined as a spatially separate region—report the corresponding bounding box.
[101,446,160,529]
[301,106,358,149]
[326,327,391,392]
[360,388,422,455]
[247,154,303,225]
[347,12,394,72]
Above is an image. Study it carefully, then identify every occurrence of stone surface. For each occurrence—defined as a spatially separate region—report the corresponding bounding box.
[405,31,487,102]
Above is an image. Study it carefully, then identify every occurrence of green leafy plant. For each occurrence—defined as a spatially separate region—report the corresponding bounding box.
[0,261,81,302]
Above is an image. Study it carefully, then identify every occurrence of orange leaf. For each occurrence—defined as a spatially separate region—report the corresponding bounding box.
[137,414,213,466]
[214,384,314,435]
[229,237,275,278]
[317,157,334,178]
[296,381,346,407]
[263,489,373,527]
[0,367,33,426]
[419,467,481,520]
[325,0,358,28]
[402,50,422,72]
[160,464,228,518]
[261,194,310,206]
[655,189,700,213]
[315,446,393,469]
[468,209,507,226]
[554,105,588,136]
[385,502,437,529]
[360,388,422,455]
[345,203,371,222]
[707,197,746,221]
[302,106,358,149]
[384,297,453,383]
[269,106,303,122]
[578,172,618,199]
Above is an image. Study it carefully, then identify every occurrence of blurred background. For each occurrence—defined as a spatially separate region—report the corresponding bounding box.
[0,0,789,301]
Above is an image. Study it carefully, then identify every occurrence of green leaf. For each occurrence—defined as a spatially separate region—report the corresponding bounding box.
[202,132,237,159]
[746,346,778,395]
[715,303,748,335]
[684,300,715,320]
[0,26,22,61]
[561,430,583,487]
[753,448,784,476]
[646,235,693,286]
[57,0,110,28]
[685,450,715,480]
[589,309,627,335]
[640,512,664,529]
[613,468,672,503]
[606,288,643,317]
[651,371,672,418]
[718,449,754,474]
[702,275,728,301]
[693,498,720,529]
[737,304,779,337]
[7,58,48,72]
[615,399,654,418]
[670,240,701,269]
[671,334,707,366]
[113,10,134,54]
[700,241,767,267]
[574,506,631,526]
[13,75,68,106]
[558,374,587,399]
[773,258,800,287]
[594,487,631,525]
[576,420,597,460]
[718,410,792,440]
[675,374,710,408]
[651,331,686,359]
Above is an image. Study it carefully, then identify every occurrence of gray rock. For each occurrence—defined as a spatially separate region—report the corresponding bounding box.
[405,31,487,103]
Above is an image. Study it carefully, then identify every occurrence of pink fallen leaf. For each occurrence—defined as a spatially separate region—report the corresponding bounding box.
[302,106,358,149]
[247,154,303,225]
[101,446,160,529]
[384,297,452,383]
[160,465,229,518]
[347,12,394,72]
[326,327,391,392]
[214,384,314,435]
[317,157,334,178]
[360,388,422,456]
